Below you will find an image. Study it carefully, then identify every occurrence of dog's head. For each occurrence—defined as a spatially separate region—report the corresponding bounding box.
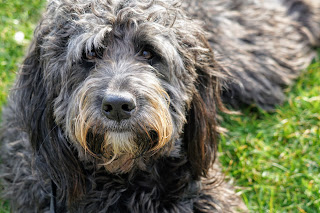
[16,0,225,200]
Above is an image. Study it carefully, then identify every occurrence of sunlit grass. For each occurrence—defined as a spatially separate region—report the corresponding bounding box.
[220,60,320,212]
[0,0,46,112]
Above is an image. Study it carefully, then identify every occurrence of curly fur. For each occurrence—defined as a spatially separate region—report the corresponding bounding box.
[1,0,319,212]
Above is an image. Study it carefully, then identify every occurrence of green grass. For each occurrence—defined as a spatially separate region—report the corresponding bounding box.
[1,0,320,212]
[219,60,320,212]
[0,0,46,111]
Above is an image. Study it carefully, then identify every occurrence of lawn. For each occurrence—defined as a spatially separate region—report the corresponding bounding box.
[219,58,320,212]
[1,0,320,212]
[0,0,46,111]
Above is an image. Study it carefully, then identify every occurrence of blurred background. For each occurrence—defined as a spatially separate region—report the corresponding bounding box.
[0,0,319,212]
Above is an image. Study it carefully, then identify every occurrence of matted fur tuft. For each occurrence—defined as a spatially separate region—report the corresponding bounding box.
[1,0,319,212]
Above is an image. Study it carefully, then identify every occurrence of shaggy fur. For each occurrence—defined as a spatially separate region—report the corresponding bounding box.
[1,0,319,212]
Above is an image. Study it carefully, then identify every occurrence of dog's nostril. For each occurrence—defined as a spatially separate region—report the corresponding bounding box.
[102,93,136,122]
[105,104,113,112]
[121,102,136,112]
[122,104,129,112]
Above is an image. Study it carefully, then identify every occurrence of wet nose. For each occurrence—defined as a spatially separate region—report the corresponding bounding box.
[101,93,136,122]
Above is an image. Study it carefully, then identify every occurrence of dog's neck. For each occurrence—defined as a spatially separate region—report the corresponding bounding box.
[67,150,201,211]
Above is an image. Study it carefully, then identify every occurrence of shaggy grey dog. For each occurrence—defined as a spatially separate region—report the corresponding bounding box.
[1,0,319,212]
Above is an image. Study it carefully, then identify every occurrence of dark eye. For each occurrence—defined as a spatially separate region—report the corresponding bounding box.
[140,50,153,60]
[80,49,102,69]
[138,45,157,61]
[83,48,103,61]
[86,50,97,60]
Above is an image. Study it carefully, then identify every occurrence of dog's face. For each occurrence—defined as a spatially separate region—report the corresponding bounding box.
[24,0,221,176]
[46,0,196,173]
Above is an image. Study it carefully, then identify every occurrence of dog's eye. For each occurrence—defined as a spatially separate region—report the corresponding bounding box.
[80,49,103,69]
[86,51,97,60]
[138,46,156,61]
[141,50,153,60]
[83,48,103,61]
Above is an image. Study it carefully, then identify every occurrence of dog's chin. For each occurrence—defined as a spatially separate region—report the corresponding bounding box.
[87,130,151,174]
[101,131,136,173]
[102,153,136,174]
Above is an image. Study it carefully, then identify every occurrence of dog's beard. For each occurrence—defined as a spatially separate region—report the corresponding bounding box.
[65,76,174,173]
[86,131,142,173]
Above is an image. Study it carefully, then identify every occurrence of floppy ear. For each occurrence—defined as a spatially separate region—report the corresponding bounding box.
[182,35,226,179]
[14,24,85,204]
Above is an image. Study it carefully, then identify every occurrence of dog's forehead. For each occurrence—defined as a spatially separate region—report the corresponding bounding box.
[52,0,179,28]
[50,0,183,60]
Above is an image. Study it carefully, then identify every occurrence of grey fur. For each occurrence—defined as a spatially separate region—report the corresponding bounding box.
[1,0,319,212]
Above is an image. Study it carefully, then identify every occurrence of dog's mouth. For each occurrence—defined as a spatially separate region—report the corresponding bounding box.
[84,129,159,173]
[86,129,158,154]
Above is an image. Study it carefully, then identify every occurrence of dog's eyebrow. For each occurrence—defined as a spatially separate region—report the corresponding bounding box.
[66,26,112,64]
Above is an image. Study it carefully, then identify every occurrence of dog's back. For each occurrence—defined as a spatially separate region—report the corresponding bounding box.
[185,0,320,110]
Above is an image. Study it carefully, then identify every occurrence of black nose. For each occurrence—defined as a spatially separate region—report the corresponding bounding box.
[102,93,136,122]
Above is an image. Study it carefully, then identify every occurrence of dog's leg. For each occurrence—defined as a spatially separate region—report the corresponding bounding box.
[0,106,56,212]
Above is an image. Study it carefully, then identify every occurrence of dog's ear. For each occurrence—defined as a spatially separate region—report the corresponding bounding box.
[182,34,226,179]
[14,26,85,204]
